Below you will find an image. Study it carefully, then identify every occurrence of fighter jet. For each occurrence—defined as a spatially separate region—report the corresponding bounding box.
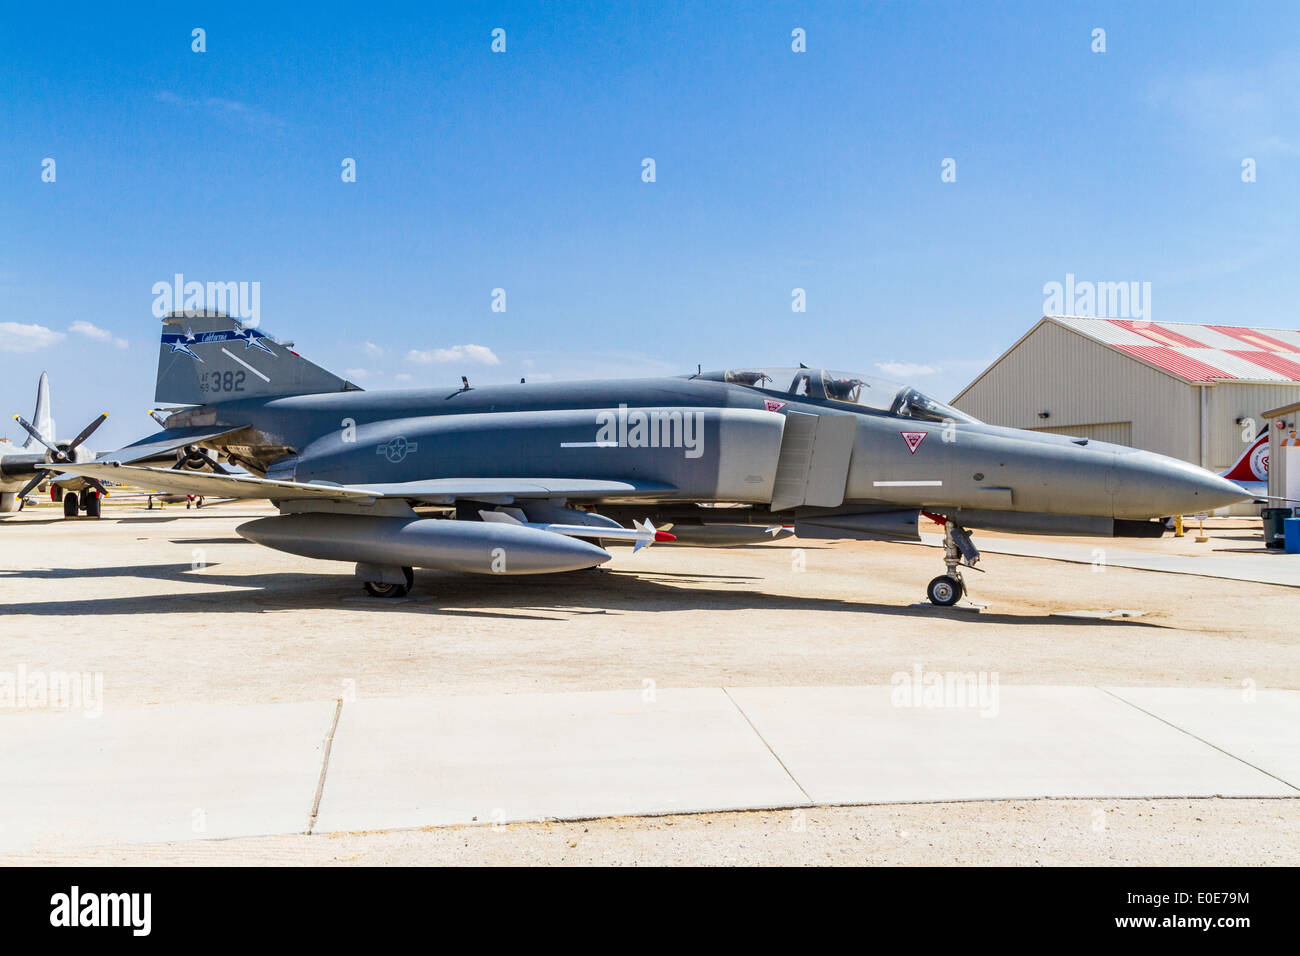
[1,372,109,516]
[53,312,1249,604]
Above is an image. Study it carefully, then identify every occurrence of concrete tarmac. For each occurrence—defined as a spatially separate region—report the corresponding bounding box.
[1,502,1297,864]
[3,686,1296,855]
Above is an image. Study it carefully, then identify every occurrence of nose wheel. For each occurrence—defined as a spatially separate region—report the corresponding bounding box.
[925,516,981,606]
[927,574,964,606]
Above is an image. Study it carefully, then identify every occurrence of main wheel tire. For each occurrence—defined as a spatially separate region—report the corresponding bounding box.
[364,567,415,599]
[63,492,80,518]
[927,574,963,607]
[83,492,101,518]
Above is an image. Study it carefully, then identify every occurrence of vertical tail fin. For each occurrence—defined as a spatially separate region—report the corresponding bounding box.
[155,311,361,405]
[23,372,54,451]
[1222,430,1269,482]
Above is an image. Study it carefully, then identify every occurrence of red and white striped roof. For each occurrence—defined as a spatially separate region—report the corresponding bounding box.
[1050,316,1300,384]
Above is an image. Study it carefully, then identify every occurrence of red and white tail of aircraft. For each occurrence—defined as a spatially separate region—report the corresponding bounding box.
[1221,430,1269,499]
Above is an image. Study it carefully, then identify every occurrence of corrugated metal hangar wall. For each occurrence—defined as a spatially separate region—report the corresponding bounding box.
[953,317,1300,475]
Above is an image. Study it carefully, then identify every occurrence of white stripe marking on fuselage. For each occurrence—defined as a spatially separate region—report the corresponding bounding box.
[560,441,619,448]
[220,348,271,382]
[873,480,943,487]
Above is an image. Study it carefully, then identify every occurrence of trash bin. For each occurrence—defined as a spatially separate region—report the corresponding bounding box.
[1287,518,1300,555]
[1262,507,1292,549]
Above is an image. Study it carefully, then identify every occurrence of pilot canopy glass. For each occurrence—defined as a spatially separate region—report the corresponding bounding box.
[711,368,978,424]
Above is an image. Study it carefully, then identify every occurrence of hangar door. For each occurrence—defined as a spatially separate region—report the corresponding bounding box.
[1030,421,1133,445]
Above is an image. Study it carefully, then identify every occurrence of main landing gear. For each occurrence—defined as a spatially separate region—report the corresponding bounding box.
[363,566,415,598]
[61,490,101,519]
[924,515,981,607]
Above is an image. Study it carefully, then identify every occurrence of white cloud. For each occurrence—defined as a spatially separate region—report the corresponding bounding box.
[394,373,413,382]
[406,344,500,366]
[155,90,285,133]
[875,361,936,378]
[0,322,65,353]
[363,341,383,358]
[69,320,128,349]
[1149,54,1300,157]
[344,368,372,380]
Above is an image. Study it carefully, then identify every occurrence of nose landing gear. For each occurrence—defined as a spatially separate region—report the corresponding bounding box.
[926,574,963,607]
[923,515,981,606]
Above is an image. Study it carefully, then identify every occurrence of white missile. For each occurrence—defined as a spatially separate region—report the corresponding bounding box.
[478,509,675,553]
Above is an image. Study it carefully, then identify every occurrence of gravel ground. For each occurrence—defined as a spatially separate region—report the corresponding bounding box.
[6,799,1297,866]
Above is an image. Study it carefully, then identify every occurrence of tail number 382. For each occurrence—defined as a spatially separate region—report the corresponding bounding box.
[202,370,246,393]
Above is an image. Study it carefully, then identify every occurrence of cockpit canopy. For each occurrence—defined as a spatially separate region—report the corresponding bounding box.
[698,367,979,424]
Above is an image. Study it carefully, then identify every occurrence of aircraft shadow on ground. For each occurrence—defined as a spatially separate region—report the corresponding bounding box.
[0,562,1166,627]
[0,513,262,527]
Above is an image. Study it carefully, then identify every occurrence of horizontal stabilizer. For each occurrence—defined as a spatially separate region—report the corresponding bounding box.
[96,426,246,465]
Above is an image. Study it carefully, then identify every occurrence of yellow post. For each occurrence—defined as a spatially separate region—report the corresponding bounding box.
[1174,515,1184,538]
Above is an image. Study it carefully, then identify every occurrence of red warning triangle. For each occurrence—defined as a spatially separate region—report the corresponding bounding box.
[901,431,927,454]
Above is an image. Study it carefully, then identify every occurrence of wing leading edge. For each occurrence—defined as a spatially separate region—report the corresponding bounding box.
[48,461,675,503]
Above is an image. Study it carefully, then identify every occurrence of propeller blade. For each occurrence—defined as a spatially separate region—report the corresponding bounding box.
[12,414,60,457]
[173,445,230,474]
[65,412,108,454]
[16,470,48,499]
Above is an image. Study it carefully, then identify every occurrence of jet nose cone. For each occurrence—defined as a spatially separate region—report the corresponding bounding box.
[1111,452,1253,517]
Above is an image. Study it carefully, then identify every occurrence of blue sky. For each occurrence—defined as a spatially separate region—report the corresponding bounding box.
[3,1,1300,447]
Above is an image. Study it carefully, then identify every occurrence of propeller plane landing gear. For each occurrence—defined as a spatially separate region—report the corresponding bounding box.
[923,514,981,607]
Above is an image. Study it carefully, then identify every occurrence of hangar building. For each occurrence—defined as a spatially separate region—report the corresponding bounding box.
[951,316,1300,478]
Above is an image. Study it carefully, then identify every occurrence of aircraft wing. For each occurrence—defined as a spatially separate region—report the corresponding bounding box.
[47,462,675,503]
[92,426,247,465]
[357,477,675,503]
[50,462,376,500]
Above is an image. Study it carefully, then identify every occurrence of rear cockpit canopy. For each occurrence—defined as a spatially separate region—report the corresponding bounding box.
[698,367,978,424]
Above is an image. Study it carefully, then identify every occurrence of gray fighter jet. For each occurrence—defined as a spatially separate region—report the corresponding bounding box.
[54,312,1248,604]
